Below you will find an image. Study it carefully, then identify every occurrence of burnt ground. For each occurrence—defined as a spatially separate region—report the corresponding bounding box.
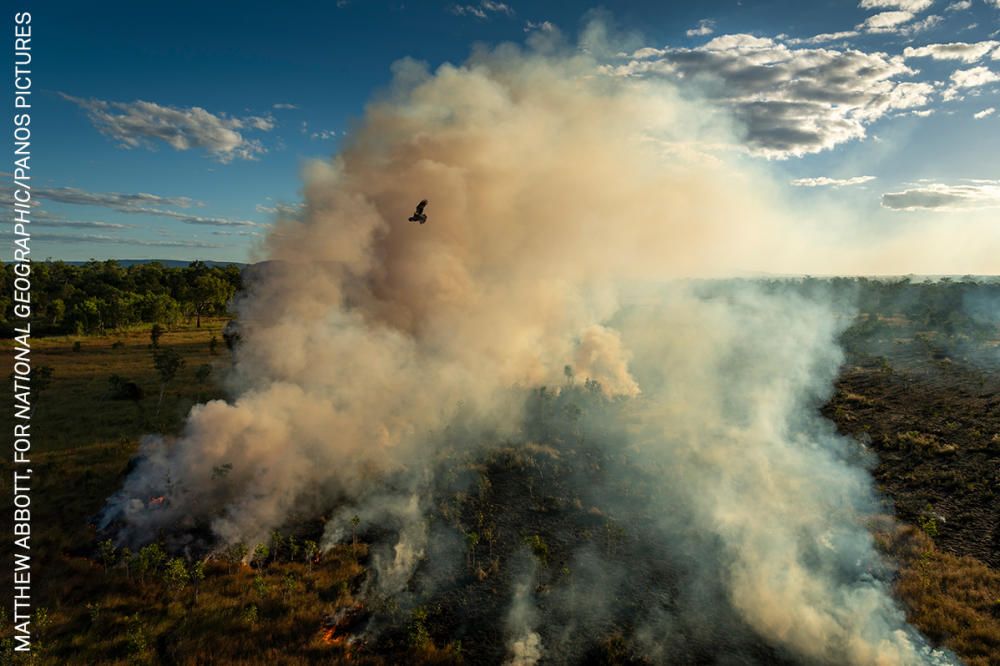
[363,426,805,666]
[824,332,1000,569]
[360,320,1000,665]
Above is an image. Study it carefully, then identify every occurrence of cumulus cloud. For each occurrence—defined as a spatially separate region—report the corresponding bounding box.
[881,180,1000,210]
[790,176,877,187]
[973,106,996,118]
[61,94,272,162]
[942,64,1000,99]
[858,10,917,32]
[951,64,1000,86]
[901,14,944,34]
[904,40,999,62]
[686,19,716,37]
[273,103,298,109]
[945,0,971,9]
[605,35,931,158]
[859,0,934,10]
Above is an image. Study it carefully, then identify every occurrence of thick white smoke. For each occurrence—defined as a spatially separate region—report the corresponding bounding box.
[101,34,958,665]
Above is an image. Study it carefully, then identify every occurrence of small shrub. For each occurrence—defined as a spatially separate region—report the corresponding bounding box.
[408,607,431,651]
[523,534,549,565]
[150,324,165,348]
[195,364,212,384]
[241,604,258,627]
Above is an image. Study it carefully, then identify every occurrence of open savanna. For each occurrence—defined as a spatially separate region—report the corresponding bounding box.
[0,320,373,664]
[0,297,997,664]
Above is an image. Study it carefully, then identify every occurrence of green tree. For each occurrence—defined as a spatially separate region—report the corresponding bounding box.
[190,559,206,605]
[161,557,189,601]
[136,544,166,584]
[150,323,165,349]
[195,363,212,384]
[303,540,319,571]
[98,539,117,574]
[224,542,249,573]
[189,273,233,328]
[152,348,185,416]
[252,543,270,569]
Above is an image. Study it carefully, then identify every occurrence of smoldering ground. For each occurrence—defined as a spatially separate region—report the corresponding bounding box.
[101,31,962,665]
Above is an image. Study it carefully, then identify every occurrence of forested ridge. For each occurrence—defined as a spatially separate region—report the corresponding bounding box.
[0,260,243,335]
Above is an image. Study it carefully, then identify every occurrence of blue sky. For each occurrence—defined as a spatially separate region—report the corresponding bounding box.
[17,0,1000,263]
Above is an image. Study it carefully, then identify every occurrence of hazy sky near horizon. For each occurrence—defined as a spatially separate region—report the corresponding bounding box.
[17,0,1000,266]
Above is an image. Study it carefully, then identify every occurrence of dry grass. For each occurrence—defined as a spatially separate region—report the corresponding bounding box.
[877,525,1000,666]
[0,322,996,664]
[0,318,231,451]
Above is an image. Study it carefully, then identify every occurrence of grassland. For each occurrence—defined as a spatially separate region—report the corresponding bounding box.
[0,312,998,664]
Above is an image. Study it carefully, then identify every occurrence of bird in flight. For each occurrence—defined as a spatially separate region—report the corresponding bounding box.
[408,199,428,224]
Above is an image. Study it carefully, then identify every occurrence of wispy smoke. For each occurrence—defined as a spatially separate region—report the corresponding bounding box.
[102,31,958,664]
[504,560,543,666]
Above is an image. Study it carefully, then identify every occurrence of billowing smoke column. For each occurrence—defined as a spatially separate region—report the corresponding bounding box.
[102,34,956,665]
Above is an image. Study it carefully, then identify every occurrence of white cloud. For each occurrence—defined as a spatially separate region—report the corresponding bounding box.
[34,217,134,230]
[606,35,931,158]
[859,0,934,10]
[783,31,860,45]
[524,20,555,32]
[951,64,1000,86]
[686,19,716,37]
[309,129,339,141]
[904,40,999,62]
[973,106,996,118]
[31,185,260,227]
[481,0,513,14]
[451,1,513,18]
[900,14,943,34]
[858,10,916,32]
[61,94,271,162]
[273,103,298,110]
[790,176,877,187]
[256,202,304,217]
[34,187,197,211]
[881,180,1000,210]
[34,232,226,249]
[942,65,1000,99]
[945,0,972,9]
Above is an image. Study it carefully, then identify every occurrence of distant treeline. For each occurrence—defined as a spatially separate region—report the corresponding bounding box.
[0,260,243,336]
[699,276,1000,338]
[3,263,997,340]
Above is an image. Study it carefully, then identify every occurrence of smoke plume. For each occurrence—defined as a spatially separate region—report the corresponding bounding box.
[102,33,958,665]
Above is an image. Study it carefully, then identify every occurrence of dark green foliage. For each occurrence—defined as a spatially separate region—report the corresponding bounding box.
[150,323,165,348]
[195,363,213,384]
[0,259,242,336]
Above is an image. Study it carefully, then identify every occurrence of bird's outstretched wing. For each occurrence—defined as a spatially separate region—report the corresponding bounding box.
[416,199,428,214]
